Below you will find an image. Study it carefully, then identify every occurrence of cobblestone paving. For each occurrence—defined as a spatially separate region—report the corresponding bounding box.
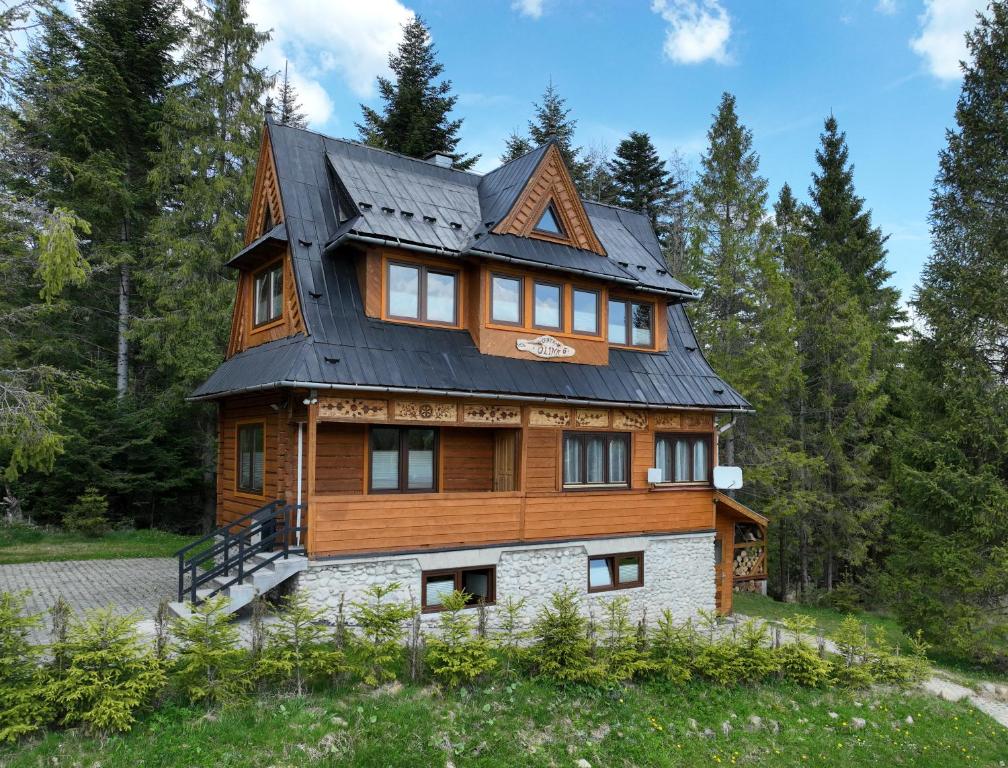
[0,558,177,629]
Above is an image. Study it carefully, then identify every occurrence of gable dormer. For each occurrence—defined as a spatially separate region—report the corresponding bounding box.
[491,142,606,255]
[226,123,306,357]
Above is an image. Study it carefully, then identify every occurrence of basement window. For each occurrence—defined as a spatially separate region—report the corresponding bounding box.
[588,552,643,592]
[422,566,496,611]
[253,262,283,326]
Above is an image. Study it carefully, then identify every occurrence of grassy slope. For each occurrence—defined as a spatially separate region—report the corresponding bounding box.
[5,679,1004,767]
[734,593,1008,685]
[0,525,192,564]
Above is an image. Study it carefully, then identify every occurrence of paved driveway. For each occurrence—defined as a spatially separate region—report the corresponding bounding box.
[0,557,178,631]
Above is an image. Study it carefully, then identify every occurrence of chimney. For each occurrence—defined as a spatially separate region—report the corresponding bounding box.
[423,150,453,168]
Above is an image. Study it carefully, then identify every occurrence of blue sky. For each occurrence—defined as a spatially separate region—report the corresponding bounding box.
[248,0,987,303]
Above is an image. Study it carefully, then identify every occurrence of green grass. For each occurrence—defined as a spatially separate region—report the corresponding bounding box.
[733,592,1008,685]
[4,678,1004,767]
[0,525,194,564]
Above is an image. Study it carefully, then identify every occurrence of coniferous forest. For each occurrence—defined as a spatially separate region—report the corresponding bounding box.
[0,2,1005,666]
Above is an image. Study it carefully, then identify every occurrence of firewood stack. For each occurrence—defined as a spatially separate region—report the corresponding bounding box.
[733,546,764,578]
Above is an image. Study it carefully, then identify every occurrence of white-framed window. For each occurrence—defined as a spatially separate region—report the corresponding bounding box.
[253,263,283,326]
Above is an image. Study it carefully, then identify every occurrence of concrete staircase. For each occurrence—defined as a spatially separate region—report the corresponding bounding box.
[168,550,308,619]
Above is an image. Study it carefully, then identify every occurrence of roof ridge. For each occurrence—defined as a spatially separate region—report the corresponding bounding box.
[581,197,648,217]
[269,120,484,178]
[480,140,550,177]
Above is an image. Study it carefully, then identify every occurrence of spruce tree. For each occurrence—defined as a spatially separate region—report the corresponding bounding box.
[357,17,477,169]
[885,0,1008,664]
[138,0,270,529]
[608,131,676,226]
[275,60,307,128]
[501,82,589,190]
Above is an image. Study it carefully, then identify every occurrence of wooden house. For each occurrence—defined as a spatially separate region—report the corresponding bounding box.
[180,117,767,622]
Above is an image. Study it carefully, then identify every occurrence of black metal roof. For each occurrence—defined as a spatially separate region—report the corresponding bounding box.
[191,119,750,411]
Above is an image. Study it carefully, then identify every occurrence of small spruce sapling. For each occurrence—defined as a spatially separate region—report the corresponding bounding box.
[649,609,695,684]
[829,615,875,689]
[495,596,529,676]
[425,590,497,687]
[170,596,250,705]
[62,487,110,537]
[0,591,52,743]
[775,614,830,687]
[260,591,343,695]
[734,619,779,682]
[47,608,165,733]
[349,583,413,686]
[526,587,603,685]
[598,596,654,682]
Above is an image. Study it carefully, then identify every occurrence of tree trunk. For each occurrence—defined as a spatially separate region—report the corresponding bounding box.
[3,484,23,524]
[116,263,130,399]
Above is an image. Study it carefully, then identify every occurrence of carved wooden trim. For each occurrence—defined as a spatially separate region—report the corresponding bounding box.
[653,412,682,429]
[613,409,648,431]
[493,144,606,256]
[683,413,713,430]
[393,400,458,422]
[462,404,522,425]
[244,126,284,245]
[574,408,609,428]
[318,397,388,422]
[528,407,571,427]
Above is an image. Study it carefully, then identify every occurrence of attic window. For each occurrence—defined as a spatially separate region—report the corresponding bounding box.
[534,203,564,237]
[261,206,274,237]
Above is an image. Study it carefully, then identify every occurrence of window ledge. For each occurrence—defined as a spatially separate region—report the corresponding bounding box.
[562,483,631,491]
[648,483,712,492]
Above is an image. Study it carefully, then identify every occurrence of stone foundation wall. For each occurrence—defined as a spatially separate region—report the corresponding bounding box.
[297,532,714,631]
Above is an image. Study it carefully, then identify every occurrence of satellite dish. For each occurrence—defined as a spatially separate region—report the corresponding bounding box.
[713,466,743,490]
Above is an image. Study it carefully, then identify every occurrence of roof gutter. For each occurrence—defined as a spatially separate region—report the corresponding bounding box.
[188,379,754,414]
[324,230,697,301]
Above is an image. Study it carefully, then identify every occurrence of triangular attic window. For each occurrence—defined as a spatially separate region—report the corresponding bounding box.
[534,203,565,236]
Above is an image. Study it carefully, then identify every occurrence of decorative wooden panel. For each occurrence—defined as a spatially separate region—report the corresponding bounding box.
[653,412,682,429]
[394,400,458,422]
[683,412,713,430]
[244,126,284,245]
[613,409,648,431]
[462,404,522,425]
[528,407,571,427]
[575,408,609,428]
[318,397,388,422]
[493,144,606,255]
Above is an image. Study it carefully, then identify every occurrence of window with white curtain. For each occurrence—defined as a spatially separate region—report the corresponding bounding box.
[654,433,712,484]
[237,423,265,494]
[562,432,630,488]
[370,427,437,492]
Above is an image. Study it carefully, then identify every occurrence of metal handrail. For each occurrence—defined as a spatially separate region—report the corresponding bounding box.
[176,501,307,604]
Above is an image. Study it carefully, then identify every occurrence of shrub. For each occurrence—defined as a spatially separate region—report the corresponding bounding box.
[62,487,109,537]
[349,583,413,686]
[649,610,695,684]
[691,609,743,686]
[867,627,931,687]
[425,590,497,687]
[821,582,861,614]
[776,614,830,687]
[598,596,654,682]
[259,591,344,695]
[526,588,603,685]
[0,591,52,743]
[46,608,165,733]
[170,596,250,705]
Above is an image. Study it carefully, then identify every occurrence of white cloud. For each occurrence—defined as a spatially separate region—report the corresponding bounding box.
[512,0,544,19]
[876,0,898,15]
[247,0,414,115]
[651,0,732,65]
[910,0,986,81]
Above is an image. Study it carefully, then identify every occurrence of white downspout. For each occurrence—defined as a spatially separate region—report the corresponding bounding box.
[296,421,304,547]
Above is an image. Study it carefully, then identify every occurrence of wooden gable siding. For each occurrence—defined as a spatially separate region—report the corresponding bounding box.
[226,128,306,357]
[493,144,606,255]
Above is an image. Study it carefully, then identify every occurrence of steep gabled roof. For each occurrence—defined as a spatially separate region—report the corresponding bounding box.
[194,119,749,411]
